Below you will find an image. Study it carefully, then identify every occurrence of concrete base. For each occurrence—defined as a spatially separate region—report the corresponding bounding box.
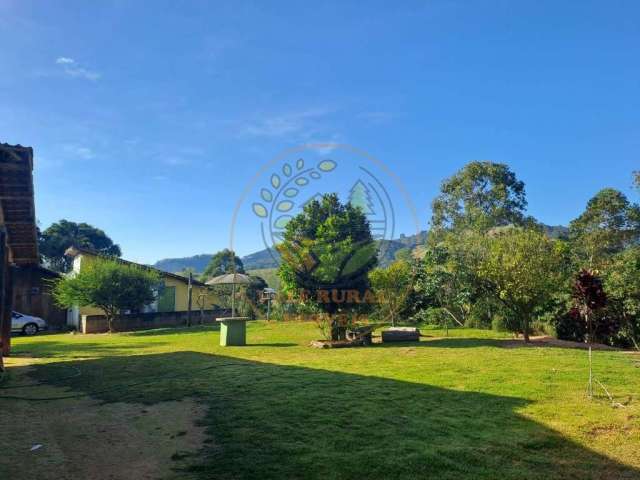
[382,327,420,343]
[216,317,249,346]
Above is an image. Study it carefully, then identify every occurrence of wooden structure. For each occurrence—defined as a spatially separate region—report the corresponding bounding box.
[310,325,375,349]
[12,265,67,330]
[0,143,39,368]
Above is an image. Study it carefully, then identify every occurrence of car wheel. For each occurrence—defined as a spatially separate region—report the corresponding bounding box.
[22,323,38,336]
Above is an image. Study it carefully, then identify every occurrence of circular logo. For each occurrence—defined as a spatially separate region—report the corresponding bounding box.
[230,143,420,315]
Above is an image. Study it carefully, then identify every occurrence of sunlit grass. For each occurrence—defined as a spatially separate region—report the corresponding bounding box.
[5,321,640,479]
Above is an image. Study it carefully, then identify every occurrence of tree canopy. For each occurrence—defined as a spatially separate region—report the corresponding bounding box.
[201,249,245,280]
[569,188,640,268]
[278,193,377,315]
[369,260,412,326]
[53,258,159,332]
[477,227,565,342]
[603,247,640,348]
[431,161,529,233]
[39,220,121,272]
[416,233,487,328]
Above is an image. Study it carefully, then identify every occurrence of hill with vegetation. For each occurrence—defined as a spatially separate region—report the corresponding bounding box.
[247,268,281,290]
[154,254,213,274]
[154,226,567,274]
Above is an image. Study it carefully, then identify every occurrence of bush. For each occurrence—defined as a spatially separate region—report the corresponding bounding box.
[411,308,449,326]
[491,315,508,332]
[491,314,521,335]
[555,307,624,346]
[555,308,586,342]
[531,319,554,336]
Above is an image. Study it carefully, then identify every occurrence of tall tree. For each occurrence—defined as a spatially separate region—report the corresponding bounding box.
[39,220,121,272]
[53,259,159,332]
[278,194,377,338]
[431,161,529,233]
[569,188,640,268]
[201,249,245,280]
[634,171,640,191]
[478,227,565,342]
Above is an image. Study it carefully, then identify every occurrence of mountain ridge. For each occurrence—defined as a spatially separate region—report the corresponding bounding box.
[153,225,569,273]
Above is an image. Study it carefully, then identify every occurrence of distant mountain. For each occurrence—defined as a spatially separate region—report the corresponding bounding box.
[240,231,430,270]
[543,225,570,239]
[153,225,567,273]
[154,254,212,274]
[377,231,429,266]
[242,248,280,270]
[152,249,280,274]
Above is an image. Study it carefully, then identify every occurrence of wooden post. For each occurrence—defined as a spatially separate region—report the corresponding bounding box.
[232,283,236,317]
[0,231,13,359]
[267,295,271,321]
[0,229,6,370]
[186,272,193,327]
[198,293,205,325]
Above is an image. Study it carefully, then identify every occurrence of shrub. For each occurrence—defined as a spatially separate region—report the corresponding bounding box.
[555,308,586,342]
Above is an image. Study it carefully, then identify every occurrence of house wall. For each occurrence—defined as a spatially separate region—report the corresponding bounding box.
[71,252,219,320]
[12,266,68,330]
[165,277,218,311]
[81,308,231,334]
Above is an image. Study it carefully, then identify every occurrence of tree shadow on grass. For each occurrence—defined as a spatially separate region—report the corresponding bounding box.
[5,352,640,480]
[122,325,221,336]
[7,341,171,358]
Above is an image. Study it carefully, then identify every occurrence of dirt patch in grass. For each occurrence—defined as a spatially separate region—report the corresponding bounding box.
[501,336,619,351]
[0,375,209,480]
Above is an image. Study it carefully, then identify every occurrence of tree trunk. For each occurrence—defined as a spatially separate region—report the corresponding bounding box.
[331,318,346,341]
[106,309,119,334]
[522,315,530,343]
[331,317,339,341]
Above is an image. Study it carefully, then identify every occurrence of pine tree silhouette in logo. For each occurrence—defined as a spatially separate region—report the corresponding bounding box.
[349,180,375,215]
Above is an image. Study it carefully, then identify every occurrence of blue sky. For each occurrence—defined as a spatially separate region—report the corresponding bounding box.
[1,0,639,264]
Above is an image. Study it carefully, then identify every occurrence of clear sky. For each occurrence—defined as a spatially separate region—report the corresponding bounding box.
[1,0,638,264]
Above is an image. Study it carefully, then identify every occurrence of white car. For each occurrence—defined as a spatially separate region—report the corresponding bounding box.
[11,311,48,335]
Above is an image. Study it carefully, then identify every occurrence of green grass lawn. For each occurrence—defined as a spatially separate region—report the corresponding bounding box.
[2,321,640,479]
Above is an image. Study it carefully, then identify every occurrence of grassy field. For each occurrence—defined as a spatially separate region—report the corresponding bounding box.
[1,322,639,479]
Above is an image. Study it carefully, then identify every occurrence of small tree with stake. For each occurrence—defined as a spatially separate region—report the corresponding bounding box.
[573,269,607,399]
